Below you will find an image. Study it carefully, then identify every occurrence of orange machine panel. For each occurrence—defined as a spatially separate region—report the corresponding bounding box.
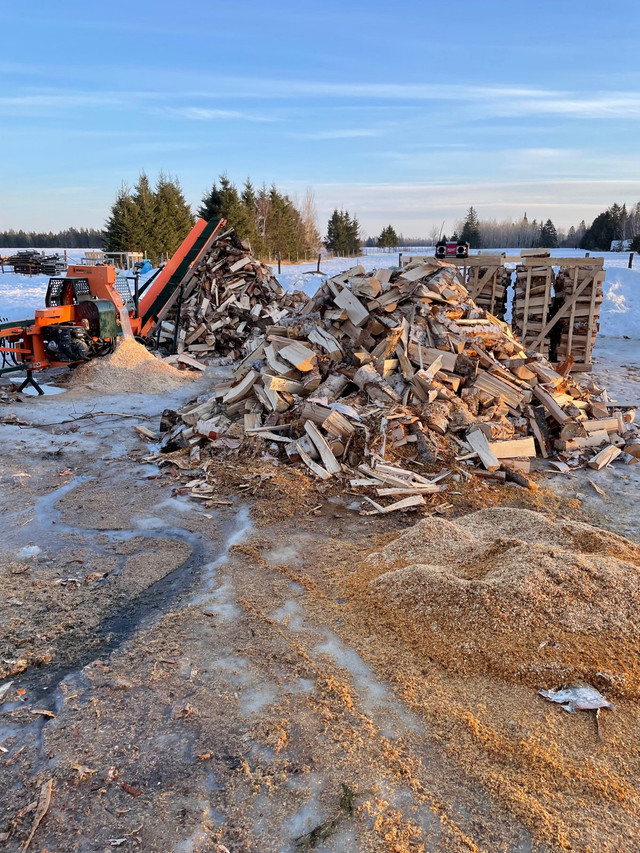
[65,265,117,301]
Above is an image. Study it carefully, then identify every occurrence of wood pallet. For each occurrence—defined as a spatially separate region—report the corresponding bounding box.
[553,264,605,369]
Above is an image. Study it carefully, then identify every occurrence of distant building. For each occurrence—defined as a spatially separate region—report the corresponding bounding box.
[610,239,632,252]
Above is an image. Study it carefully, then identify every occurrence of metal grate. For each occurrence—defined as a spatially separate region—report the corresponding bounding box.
[45,277,91,307]
[114,276,135,311]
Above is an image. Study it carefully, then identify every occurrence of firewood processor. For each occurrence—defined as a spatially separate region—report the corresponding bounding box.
[0,217,225,393]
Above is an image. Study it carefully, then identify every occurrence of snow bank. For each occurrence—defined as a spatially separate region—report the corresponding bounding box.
[600,267,640,338]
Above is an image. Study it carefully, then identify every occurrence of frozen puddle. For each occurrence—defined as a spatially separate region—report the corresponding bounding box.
[270,598,419,733]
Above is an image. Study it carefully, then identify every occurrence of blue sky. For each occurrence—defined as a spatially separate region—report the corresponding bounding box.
[1,0,640,238]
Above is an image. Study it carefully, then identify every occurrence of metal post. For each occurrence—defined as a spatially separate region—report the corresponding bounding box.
[317,253,321,272]
[172,281,184,355]
[399,252,403,268]
[277,252,281,274]
[133,272,140,318]
[629,252,634,269]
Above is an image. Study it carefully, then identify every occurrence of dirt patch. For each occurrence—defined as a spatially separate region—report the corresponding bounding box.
[67,338,191,394]
[0,535,192,677]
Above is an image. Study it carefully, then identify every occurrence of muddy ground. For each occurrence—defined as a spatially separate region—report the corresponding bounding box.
[1,355,639,853]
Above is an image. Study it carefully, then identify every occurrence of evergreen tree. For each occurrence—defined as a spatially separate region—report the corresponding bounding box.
[460,206,481,248]
[266,185,299,259]
[199,174,257,243]
[539,219,558,248]
[153,173,194,260]
[580,210,616,250]
[104,183,136,252]
[198,180,223,221]
[325,209,360,255]
[377,225,399,249]
[240,178,265,255]
[129,171,156,256]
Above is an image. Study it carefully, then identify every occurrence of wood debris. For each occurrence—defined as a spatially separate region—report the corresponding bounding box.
[153,228,297,361]
[145,247,637,508]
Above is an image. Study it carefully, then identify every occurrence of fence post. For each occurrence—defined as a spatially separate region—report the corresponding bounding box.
[629,252,634,269]
[276,252,281,274]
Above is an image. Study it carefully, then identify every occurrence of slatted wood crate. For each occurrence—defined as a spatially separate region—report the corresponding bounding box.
[512,261,554,358]
[553,263,605,368]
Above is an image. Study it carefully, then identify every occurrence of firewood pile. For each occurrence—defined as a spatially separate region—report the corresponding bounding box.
[554,265,603,365]
[156,230,290,362]
[512,263,552,357]
[467,264,510,321]
[145,257,638,511]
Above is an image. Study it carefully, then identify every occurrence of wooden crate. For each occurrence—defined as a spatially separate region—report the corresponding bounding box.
[514,257,605,371]
[512,261,554,358]
[553,264,605,369]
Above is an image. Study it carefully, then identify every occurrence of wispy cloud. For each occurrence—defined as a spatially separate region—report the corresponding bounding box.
[185,78,640,120]
[0,92,123,112]
[160,106,278,122]
[294,128,380,140]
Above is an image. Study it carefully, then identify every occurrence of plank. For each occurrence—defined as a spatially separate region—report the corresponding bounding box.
[488,437,536,459]
[588,445,622,470]
[334,287,369,326]
[466,429,500,471]
[532,385,569,424]
[295,441,332,479]
[303,420,342,474]
[279,342,318,372]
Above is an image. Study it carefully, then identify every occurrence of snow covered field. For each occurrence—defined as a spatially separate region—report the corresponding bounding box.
[1,247,639,340]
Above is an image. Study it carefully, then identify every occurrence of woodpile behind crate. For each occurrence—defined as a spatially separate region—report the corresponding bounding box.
[144,253,638,510]
[512,261,554,358]
[464,257,510,320]
[553,264,604,367]
[402,251,606,370]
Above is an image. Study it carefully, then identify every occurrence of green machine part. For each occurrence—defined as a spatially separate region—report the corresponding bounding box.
[76,298,120,340]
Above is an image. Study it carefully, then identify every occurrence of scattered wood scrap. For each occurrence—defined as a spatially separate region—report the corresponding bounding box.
[139,249,637,509]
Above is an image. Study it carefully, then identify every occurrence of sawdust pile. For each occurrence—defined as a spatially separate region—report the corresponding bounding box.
[68,338,191,394]
[366,507,640,696]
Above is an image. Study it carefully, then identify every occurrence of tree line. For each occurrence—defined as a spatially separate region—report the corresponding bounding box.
[0,227,104,249]
[198,175,320,261]
[452,203,640,251]
[6,185,640,259]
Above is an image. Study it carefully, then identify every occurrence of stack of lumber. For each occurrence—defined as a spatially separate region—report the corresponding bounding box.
[553,265,604,367]
[469,264,510,320]
[157,229,290,362]
[512,263,553,357]
[146,258,637,507]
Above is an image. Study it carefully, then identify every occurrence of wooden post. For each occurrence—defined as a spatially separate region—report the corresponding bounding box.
[629,252,634,269]
[566,266,579,359]
[277,252,281,274]
[522,267,532,343]
[585,270,600,367]
[399,252,403,267]
[317,253,321,272]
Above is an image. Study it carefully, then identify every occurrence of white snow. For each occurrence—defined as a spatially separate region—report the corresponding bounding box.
[1,247,638,339]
